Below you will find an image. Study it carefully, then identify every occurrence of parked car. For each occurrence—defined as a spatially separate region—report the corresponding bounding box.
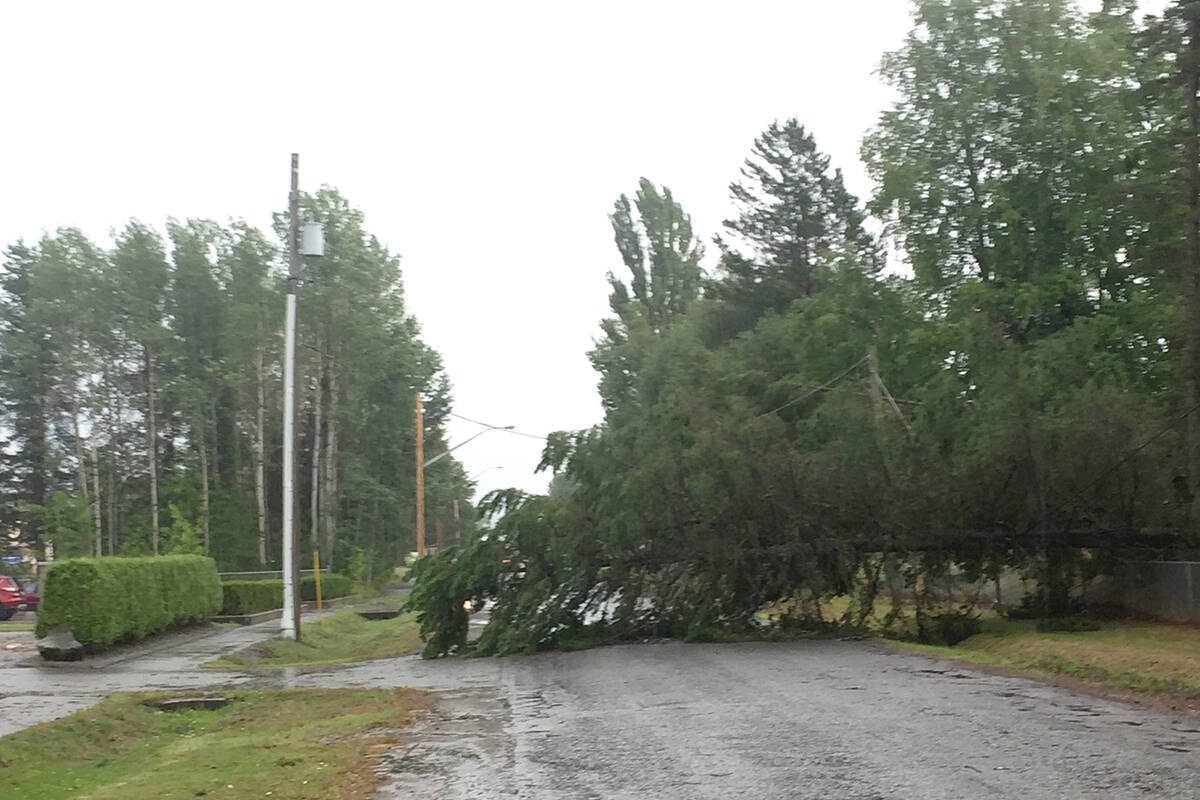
[0,576,24,620]
[19,579,38,612]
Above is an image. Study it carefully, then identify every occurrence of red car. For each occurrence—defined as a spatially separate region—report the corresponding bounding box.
[19,580,38,611]
[0,576,35,620]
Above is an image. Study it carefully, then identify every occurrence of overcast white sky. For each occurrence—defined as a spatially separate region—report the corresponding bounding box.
[0,0,1168,501]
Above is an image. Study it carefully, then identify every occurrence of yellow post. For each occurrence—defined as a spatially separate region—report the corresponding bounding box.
[313,550,323,619]
[415,393,425,557]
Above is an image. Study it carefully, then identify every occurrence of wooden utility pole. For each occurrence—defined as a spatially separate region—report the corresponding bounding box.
[435,518,444,553]
[453,499,461,547]
[868,345,911,432]
[415,392,425,557]
[1185,11,1200,521]
[866,345,885,422]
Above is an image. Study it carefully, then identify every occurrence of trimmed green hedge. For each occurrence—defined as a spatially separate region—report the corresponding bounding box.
[220,573,353,615]
[35,555,222,649]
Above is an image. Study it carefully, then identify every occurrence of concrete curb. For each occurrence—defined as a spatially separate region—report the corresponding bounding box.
[21,621,235,670]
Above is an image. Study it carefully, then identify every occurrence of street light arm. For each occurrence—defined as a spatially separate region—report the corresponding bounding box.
[424,425,514,468]
[469,465,503,481]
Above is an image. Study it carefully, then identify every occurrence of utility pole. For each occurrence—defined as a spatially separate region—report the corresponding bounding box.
[281,154,301,641]
[415,392,425,557]
[453,499,461,547]
[867,345,884,422]
[280,156,325,639]
[435,518,444,553]
[868,344,912,433]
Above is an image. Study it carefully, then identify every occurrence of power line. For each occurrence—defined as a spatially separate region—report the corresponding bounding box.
[449,412,548,440]
[1069,401,1200,502]
[758,356,870,418]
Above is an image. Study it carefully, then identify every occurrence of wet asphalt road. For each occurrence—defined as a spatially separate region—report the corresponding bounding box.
[358,640,1200,800]
[4,615,1200,798]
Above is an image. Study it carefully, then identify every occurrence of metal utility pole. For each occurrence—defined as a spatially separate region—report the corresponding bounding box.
[281,154,301,641]
[415,392,425,557]
[279,155,324,639]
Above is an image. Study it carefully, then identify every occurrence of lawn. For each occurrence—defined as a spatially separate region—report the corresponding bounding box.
[902,617,1200,696]
[0,688,429,800]
[204,609,421,669]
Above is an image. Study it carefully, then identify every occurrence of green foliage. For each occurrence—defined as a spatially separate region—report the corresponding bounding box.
[0,188,468,576]
[19,492,92,558]
[164,503,202,555]
[346,547,367,584]
[35,555,222,649]
[406,532,504,658]
[219,579,282,616]
[411,3,1200,657]
[713,118,880,333]
[219,574,353,615]
[915,611,982,647]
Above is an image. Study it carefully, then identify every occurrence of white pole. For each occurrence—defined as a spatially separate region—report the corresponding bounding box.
[281,153,301,640]
[281,289,297,640]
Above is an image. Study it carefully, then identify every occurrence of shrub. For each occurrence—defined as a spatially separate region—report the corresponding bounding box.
[35,555,222,649]
[302,573,352,602]
[220,579,282,615]
[220,573,354,615]
[164,503,202,555]
[916,610,982,646]
[1005,590,1085,620]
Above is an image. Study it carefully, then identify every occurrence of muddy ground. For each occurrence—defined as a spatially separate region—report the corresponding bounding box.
[2,615,1198,798]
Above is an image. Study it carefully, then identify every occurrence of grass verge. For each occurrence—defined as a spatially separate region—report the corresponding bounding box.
[760,594,1200,698]
[0,621,35,632]
[204,609,421,669]
[0,688,428,800]
[898,617,1200,696]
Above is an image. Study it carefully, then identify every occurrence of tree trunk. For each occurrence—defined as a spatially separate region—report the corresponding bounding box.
[90,445,102,557]
[106,447,116,555]
[310,372,322,549]
[70,404,92,538]
[146,347,160,554]
[199,424,211,555]
[254,339,268,567]
[211,396,222,489]
[321,358,338,566]
[107,365,121,554]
